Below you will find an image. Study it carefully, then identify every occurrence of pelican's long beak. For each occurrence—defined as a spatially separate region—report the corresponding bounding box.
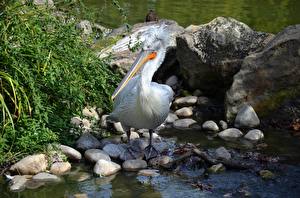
[111,50,157,100]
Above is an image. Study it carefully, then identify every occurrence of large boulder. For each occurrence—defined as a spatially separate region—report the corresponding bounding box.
[10,154,48,175]
[176,17,271,95]
[226,25,300,121]
[97,19,184,75]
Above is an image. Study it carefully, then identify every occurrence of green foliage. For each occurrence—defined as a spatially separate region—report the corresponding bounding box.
[0,1,120,165]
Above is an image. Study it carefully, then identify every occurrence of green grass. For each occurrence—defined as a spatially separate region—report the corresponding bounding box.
[0,1,120,165]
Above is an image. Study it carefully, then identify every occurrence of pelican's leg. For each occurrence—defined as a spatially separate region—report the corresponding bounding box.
[144,129,159,160]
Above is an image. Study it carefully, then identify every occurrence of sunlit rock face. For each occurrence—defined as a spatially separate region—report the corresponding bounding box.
[176,17,271,96]
[225,24,300,121]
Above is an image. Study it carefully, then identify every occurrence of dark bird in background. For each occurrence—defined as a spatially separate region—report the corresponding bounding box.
[145,10,159,22]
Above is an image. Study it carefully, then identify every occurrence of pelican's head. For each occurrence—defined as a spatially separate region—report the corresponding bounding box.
[112,24,170,100]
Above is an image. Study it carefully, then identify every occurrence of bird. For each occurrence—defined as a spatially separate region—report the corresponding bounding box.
[109,25,174,160]
[145,10,159,22]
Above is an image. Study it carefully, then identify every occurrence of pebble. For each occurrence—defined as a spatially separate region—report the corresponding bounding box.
[202,120,219,132]
[218,128,243,140]
[244,129,264,141]
[93,159,121,176]
[175,107,193,117]
[123,159,147,171]
[234,104,260,128]
[60,145,82,161]
[50,162,71,175]
[173,118,197,129]
[173,96,198,107]
[84,149,111,163]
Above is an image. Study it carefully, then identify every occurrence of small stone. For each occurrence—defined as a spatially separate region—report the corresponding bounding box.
[100,114,109,129]
[138,169,160,177]
[149,155,172,167]
[193,89,203,96]
[70,116,82,127]
[175,107,193,117]
[197,96,211,106]
[165,75,178,87]
[121,131,140,142]
[173,118,197,129]
[103,144,125,159]
[32,172,61,183]
[215,147,231,160]
[208,163,225,173]
[244,129,264,141]
[259,170,275,180]
[123,159,147,171]
[10,154,48,175]
[165,113,179,124]
[82,107,99,120]
[219,120,228,130]
[93,159,121,176]
[202,120,219,132]
[173,96,198,107]
[76,20,93,35]
[113,122,125,134]
[84,149,111,163]
[234,104,260,128]
[218,128,243,140]
[50,162,71,175]
[76,133,101,151]
[60,145,82,161]
[9,175,29,192]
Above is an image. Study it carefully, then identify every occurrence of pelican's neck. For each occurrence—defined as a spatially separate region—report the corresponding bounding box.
[138,49,166,94]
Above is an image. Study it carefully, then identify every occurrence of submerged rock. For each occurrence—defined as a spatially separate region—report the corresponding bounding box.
[93,159,121,176]
[226,25,300,121]
[9,175,30,192]
[138,169,160,177]
[234,104,260,128]
[32,172,61,183]
[60,145,82,161]
[244,129,264,141]
[123,159,147,171]
[218,128,243,140]
[202,120,219,132]
[76,133,101,151]
[10,154,48,175]
[177,17,271,95]
[84,149,111,163]
[50,162,71,175]
[173,118,197,129]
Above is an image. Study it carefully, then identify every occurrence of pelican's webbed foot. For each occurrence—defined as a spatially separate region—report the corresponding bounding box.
[144,145,159,160]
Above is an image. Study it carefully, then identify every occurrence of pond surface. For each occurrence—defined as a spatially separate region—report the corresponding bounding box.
[1,129,300,198]
[83,0,300,33]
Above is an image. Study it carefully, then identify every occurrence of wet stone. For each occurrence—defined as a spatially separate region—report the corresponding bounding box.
[218,128,243,140]
[76,133,101,151]
[234,104,260,128]
[149,155,173,167]
[103,143,125,159]
[93,159,121,176]
[50,162,71,175]
[173,118,197,129]
[123,159,148,171]
[84,149,111,163]
[219,120,228,130]
[10,154,48,175]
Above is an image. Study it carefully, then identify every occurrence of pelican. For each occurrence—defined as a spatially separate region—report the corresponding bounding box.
[109,25,174,160]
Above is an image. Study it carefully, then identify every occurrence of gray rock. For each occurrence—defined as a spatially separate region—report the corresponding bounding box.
[76,133,101,151]
[113,122,125,134]
[165,75,178,87]
[208,163,225,173]
[102,144,125,159]
[138,169,160,177]
[121,131,140,142]
[173,96,198,107]
[84,149,111,163]
[215,147,231,160]
[50,162,71,175]
[218,128,243,140]
[219,120,228,130]
[175,107,193,117]
[60,145,82,161]
[93,159,121,176]
[202,120,219,132]
[234,104,260,128]
[153,142,169,153]
[100,114,109,129]
[244,129,264,141]
[9,175,30,192]
[98,20,184,75]
[226,25,300,121]
[177,17,271,95]
[173,118,197,129]
[33,0,54,7]
[149,155,173,167]
[165,113,179,124]
[123,159,147,171]
[76,20,93,35]
[10,154,47,175]
[32,172,61,183]
[82,107,99,120]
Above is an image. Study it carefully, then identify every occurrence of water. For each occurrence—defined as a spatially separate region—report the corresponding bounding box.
[83,0,300,33]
